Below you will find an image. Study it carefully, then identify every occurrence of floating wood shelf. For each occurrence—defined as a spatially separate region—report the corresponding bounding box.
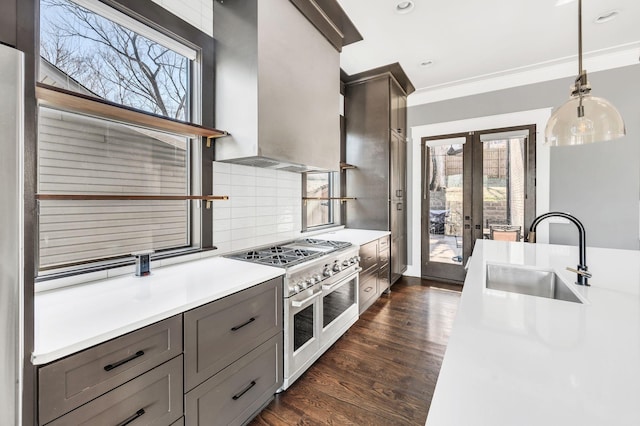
[36,194,229,209]
[340,162,357,170]
[302,197,356,205]
[36,83,229,140]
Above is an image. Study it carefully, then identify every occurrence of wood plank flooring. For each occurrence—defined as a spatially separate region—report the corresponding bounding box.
[250,277,461,426]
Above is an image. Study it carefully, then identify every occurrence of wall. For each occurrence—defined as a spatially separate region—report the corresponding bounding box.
[150,0,213,36]
[212,162,302,254]
[408,64,640,254]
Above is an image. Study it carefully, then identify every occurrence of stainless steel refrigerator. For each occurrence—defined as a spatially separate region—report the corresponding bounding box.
[0,42,25,426]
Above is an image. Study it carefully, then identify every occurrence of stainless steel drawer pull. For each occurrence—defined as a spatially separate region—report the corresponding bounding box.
[232,380,256,400]
[231,317,256,331]
[116,408,145,426]
[104,351,144,372]
[364,287,373,293]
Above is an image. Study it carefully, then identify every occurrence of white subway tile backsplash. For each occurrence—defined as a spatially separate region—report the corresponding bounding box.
[256,196,277,207]
[213,229,231,243]
[212,161,231,174]
[231,206,257,219]
[230,164,256,177]
[231,237,256,251]
[231,174,257,187]
[231,216,256,229]
[256,206,278,216]
[231,196,256,208]
[213,172,231,186]
[231,185,256,197]
[231,227,256,241]
[211,161,304,252]
[256,215,277,226]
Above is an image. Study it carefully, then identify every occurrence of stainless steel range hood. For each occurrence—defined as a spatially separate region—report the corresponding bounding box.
[213,0,341,172]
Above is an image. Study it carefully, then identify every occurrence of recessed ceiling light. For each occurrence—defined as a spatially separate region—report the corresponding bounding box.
[420,60,434,68]
[594,10,620,24]
[395,1,415,14]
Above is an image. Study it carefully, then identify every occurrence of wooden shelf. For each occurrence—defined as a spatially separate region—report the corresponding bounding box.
[36,83,229,140]
[36,195,228,201]
[303,197,356,204]
[340,162,357,170]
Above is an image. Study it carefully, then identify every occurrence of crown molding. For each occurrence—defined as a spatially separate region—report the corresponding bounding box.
[408,41,640,106]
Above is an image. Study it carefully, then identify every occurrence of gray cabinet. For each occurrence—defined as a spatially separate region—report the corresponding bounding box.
[48,356,183,426]
[345,73,408,284]
[358,235,391,314]
[183,277,283,425]
[0,0,17,47]
[38,315,182,425]
[183,277,282,392]
[184,333,283,426]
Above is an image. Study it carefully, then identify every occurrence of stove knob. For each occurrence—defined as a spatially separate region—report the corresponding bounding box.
[323,267,333,277]
[349,257,356,265]
[314,274,322,282]
[356,255,361,262]
[333,263,341,272]
[342,260,350,267]
[292,284,301,293]
[307,277,316,285]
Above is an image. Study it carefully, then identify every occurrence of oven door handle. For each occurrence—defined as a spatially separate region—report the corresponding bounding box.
[290,290,322,307]
[321,267,362,291]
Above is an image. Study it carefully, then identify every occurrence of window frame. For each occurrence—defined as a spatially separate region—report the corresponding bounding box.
[302,171,339,231]
[35,0,216,281]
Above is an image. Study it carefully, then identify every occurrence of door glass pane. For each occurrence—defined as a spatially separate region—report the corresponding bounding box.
[482,138,526,239]
[293,304,314,351]
[428,143,463,264]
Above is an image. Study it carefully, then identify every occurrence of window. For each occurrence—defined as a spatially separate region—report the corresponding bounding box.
[303,172,336,230]
[39,0,194,120]
[36,0,212,276]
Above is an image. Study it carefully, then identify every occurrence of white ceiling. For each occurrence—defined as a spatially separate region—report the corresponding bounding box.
[337,0,640,102]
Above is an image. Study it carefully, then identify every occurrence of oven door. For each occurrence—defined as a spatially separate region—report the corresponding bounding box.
[283,286,322,389]
[320,268,360,351]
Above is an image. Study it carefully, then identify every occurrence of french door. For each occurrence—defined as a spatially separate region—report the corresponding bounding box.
[421,125,536,283]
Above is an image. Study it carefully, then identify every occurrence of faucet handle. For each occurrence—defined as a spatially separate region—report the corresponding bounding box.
[566,266,592,279]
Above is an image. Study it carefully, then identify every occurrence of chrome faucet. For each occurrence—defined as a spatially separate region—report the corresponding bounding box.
[528,212,590,286]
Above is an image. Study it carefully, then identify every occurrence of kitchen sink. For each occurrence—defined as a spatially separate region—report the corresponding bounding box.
[485,263,583,304]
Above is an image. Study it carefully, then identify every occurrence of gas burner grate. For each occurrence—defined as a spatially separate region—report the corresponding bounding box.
[262,246,286,254]
[300,238,351,249]
[242,251,264,260]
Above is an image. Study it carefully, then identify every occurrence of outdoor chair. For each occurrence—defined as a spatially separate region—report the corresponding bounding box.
[489,225,521,242]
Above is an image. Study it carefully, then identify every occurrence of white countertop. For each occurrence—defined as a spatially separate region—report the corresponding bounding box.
[313,228,390,246]
[426,240,640,426]
[33,257,284,365]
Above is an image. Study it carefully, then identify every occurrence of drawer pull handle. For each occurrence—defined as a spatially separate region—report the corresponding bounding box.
[232,380,256,400]
[231,317,256,331]
[116,408,145,426]
[364,287,373,293]
[104,350,144,372]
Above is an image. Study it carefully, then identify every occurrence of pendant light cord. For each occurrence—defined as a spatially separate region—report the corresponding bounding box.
[576,0,585,118]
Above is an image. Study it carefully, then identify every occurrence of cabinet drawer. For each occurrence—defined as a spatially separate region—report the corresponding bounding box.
[47,356,183,426]
[378,235,390,251]
[39,315,182,424]
[378,247,389,268]
[359,275,377,314]
[185,332,283,426]
[184,277,282,391]
[359,241,378,271]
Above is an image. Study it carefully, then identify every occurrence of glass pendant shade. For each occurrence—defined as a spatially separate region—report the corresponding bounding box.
[545,92,626,146]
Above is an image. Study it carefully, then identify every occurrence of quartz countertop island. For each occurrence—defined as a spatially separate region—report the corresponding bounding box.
[426,240,640,426]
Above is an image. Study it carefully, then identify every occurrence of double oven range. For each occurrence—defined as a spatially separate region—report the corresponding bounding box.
[228,238,360,389]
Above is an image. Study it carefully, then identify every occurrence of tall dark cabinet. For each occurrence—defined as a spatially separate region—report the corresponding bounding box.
[343,64,414,285]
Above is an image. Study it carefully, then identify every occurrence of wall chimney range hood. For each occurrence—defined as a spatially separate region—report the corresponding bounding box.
[213,0,360,172]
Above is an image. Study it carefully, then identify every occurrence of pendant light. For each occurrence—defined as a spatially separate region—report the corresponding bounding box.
[545,0,626,146]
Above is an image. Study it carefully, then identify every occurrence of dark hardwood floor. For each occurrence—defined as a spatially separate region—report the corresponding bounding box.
[250,277,461,426]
